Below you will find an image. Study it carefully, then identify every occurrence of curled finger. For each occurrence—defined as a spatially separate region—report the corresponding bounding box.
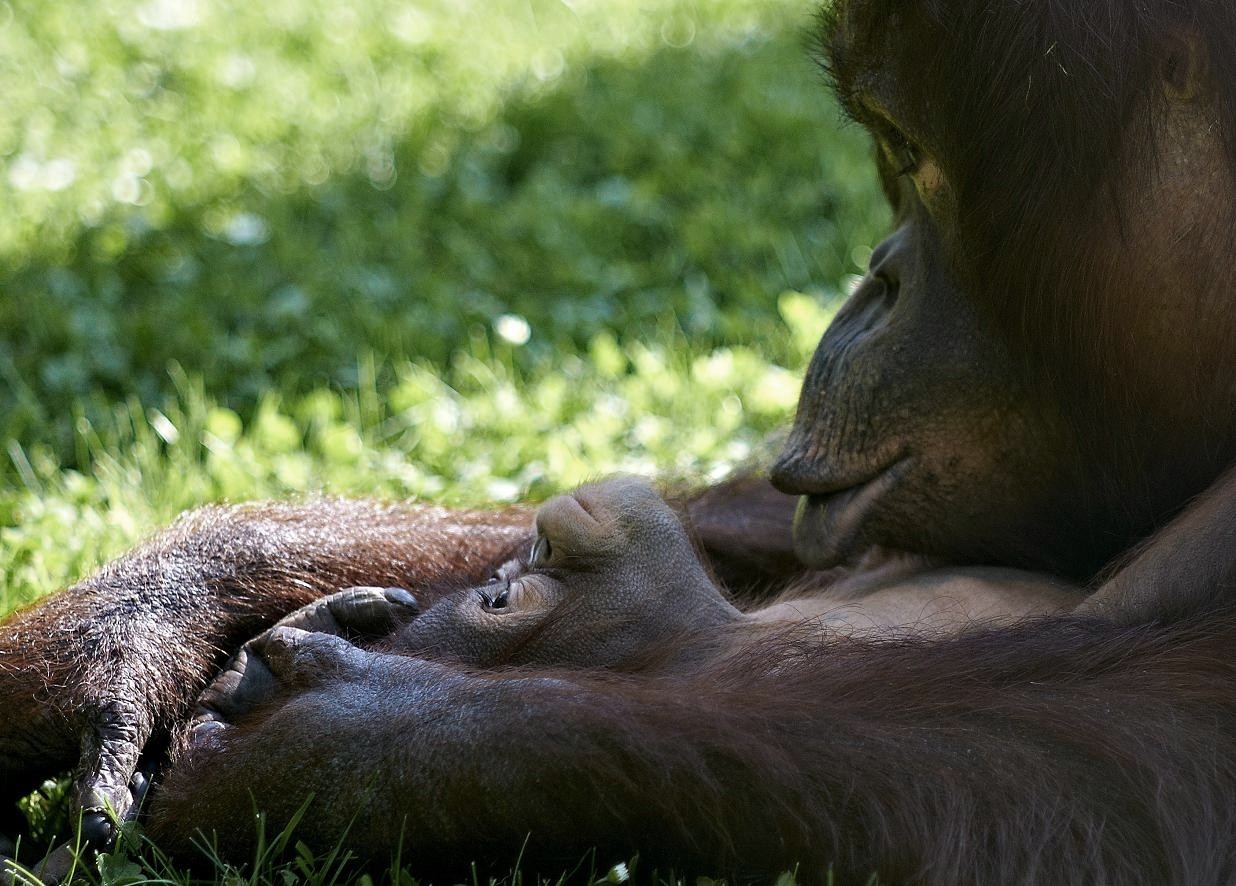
[275,586,420,640]
[253,627,368,687]
[74,701,149,850]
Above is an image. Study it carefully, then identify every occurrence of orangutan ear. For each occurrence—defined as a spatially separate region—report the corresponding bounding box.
[1161,30,1211,103]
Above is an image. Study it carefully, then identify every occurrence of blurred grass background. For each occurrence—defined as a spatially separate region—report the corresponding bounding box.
[0,0,887,613]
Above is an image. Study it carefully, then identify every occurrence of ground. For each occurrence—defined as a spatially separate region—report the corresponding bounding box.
[0,0,884,881]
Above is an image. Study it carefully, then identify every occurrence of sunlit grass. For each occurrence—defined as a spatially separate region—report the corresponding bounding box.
[0,293,833,615]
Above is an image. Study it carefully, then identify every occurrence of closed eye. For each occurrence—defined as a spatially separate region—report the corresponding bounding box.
[883,128,922,177]
[529,534,552,567]
[853,100,924,180]
[478,576,511,610]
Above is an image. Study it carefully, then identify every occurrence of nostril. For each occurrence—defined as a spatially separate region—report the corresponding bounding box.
[850,274,898,320]
[876,274,898,310]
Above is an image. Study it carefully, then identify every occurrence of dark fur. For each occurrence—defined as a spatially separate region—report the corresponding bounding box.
[149,609,1236,884]
[817,0,1236,568]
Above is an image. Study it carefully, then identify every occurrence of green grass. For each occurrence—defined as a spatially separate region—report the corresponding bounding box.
[0,0,886,879]
[0,0,888,613]
[1,0,885,453]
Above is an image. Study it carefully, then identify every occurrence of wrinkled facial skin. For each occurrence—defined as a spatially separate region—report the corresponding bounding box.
[766,7,1079,576]
[771,1,1236,580]
[393,477,740,669]
[772,219,1079,575]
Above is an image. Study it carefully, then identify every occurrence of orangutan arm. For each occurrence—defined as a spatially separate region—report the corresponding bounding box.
[148,615,1236,882]
[0,498,533,847]
[1079,465,1236,621]
[679,474,801,594]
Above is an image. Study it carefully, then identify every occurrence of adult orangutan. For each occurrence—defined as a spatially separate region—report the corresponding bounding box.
[4,0,1236,882]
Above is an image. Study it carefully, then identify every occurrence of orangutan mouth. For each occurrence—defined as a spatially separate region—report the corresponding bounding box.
[791,456,912,569]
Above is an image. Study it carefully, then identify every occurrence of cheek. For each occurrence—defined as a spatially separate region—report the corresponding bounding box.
[395,606,493,658]
[910,160,956,229]
[912,157,945,195]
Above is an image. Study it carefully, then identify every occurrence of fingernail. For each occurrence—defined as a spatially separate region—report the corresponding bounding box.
[129,771,149,804]
[79,812,114,850]
[384,587,420,611]
[267,625,305,646]
[190,720,227,748]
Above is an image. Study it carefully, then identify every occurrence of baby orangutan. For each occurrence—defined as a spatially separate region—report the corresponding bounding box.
[187,475,1073,748]
[134,475,1078,871]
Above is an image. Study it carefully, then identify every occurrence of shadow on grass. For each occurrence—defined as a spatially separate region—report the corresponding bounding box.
[8,778,810,885]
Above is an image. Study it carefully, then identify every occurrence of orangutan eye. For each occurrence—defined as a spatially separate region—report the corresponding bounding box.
[474,578,509,612]
[529,535,552,567]
[885,130,922,177]
[478,583,511,610]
